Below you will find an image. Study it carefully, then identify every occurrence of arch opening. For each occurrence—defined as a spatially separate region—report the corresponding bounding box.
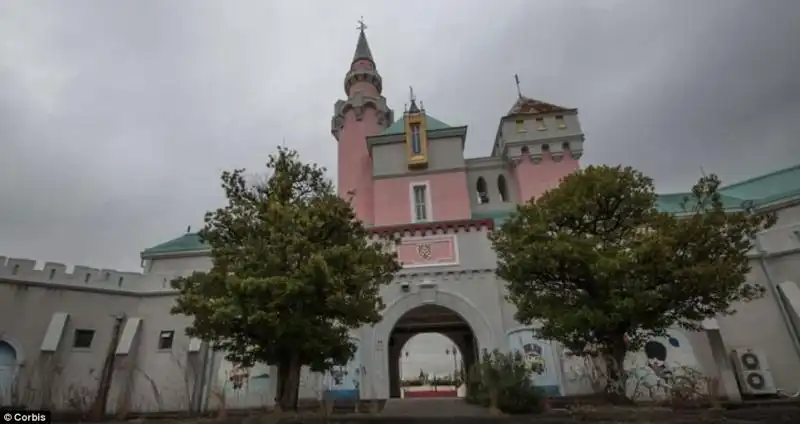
[0,341,19,406]
[476,177,489,204]
[387,304,478,399]
[497,175,509,202]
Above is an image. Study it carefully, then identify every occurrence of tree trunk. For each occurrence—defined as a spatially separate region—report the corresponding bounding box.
[602,337,633,405]
[277,356,302,411]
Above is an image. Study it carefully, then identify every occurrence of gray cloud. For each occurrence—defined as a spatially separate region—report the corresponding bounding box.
[1,0,798,274]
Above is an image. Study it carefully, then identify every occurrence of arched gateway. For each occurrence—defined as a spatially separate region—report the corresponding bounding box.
[368,288,496,399]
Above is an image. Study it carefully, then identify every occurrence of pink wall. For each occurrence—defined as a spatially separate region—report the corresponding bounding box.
[373,171,472,226]
[338,107,381,225]
[513,153,579,203]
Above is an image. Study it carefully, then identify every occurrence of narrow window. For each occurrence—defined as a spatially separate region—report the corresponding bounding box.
[520,145,530,154]
[49,269,56,280]
[84,273,91,283]
[11,264,19,275]
[498,175,509,202]
[555,115,566,129]
[515,120,526,133]
[118,277,124,287]
[476,177,489,204]
[158,330,175,350]
[410,123,422,155]
[104,272,110,281]
[535,117,546,131]
[541,143,550,152]
[412,184,429,222]
[73,329,95,348]
[562,142,570,151]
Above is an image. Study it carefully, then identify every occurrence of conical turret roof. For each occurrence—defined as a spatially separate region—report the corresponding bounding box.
[352,29,375,65]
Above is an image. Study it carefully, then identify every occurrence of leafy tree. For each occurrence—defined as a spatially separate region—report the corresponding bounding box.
[490,165,774,401]
[170,147,401,410]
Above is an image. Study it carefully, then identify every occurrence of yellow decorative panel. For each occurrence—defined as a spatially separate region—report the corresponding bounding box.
[405,114,429,169]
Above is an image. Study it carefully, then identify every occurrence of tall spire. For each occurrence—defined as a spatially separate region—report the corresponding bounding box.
[353,16,375,65]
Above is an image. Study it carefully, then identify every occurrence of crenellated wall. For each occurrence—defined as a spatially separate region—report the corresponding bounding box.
[0,256,196,293]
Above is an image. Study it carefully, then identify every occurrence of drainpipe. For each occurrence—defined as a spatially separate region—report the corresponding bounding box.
[747,201,800,362]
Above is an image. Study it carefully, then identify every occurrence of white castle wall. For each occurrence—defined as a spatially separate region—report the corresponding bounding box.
[0,256,199,293]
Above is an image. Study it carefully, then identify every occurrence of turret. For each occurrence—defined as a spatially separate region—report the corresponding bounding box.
[331,19,394,225]
[493,77,584,201]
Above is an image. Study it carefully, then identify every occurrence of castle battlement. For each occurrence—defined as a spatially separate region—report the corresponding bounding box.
[0,256,177,293]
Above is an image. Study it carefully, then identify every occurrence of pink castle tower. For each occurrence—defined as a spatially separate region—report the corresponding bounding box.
[501,95,583,202]
[331,21,394,225]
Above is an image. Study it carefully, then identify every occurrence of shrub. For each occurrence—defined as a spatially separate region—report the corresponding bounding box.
[464,349,545,414]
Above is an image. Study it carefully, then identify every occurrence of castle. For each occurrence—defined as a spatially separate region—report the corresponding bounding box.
[2,24,800,412]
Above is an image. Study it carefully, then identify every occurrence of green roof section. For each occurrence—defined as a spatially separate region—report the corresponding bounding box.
[719,164,800,205]
[380,114,453,136]
[140,232,207,257]
[655,192,744,215]
[471,210,515,226]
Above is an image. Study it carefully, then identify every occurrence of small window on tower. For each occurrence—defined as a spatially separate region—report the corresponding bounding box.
[476,177,489,204]
[498,175,509,202]
[410,123,422,155]
[515,120,526,133]
[535,117,546,131]
[411,183,430,222]
[555,115,566,129]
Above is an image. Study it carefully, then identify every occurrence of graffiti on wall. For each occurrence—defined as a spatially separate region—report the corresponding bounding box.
[507,329,562,396]
[559,330,703,399]
[215,359,272,408]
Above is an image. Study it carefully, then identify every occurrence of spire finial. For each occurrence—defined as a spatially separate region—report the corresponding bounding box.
[514,74,523,99]
[351,17,375,65]
[407,86,420,114]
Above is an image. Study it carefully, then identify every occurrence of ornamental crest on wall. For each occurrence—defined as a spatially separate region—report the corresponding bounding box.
[416,243,432,260]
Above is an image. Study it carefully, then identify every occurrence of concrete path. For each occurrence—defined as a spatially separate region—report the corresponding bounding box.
[380,398,494,417]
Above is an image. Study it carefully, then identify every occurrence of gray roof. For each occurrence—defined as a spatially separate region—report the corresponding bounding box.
[352,29,374,65]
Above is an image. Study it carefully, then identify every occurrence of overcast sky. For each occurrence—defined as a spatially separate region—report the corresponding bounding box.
[2,0,799,376]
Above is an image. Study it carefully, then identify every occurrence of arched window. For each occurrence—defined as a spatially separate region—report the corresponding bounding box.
[498,175,509,202]
[476,177,489,204]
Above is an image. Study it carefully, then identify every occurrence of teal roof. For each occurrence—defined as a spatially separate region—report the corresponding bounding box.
[380,114,453,136]
[141,233,207,257]
[719,164,800,205]
[472,210,515,226]
[655,192,744,215]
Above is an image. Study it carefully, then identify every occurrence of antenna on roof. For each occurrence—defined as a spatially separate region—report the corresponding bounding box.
[514,74,523,99]
[700,166,707,178]
[186,225,191,233]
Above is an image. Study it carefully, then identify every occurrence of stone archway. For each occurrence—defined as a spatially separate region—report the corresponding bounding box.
[369,289,496,400]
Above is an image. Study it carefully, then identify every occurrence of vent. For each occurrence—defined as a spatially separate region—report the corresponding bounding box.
[730,348,776,395]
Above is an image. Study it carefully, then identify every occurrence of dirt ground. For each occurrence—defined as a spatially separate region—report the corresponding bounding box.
[56,405,799,424]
